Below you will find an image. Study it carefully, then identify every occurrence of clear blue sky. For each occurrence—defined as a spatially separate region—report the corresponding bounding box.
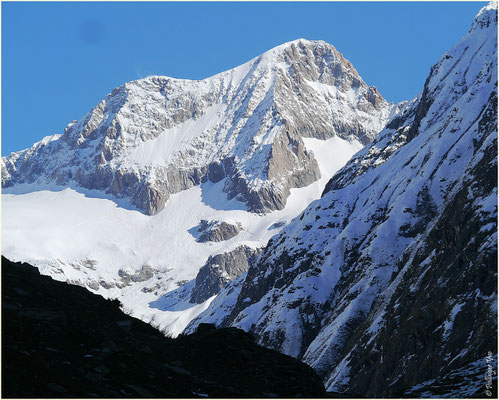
[2,1,487,156]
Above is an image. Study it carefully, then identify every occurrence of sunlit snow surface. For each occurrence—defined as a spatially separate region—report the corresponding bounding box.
[2,136,361,336]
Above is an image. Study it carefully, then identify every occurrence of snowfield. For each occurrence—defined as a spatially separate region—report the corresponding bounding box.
[2,135,362,336]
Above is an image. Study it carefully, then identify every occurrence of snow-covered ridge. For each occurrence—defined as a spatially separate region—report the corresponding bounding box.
[2,38,399,215]
[470,0,497,31]
[188,3,497,396]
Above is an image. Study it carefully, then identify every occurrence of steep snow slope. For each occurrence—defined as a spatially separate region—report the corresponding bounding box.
[2,39,397,216]
[2,133,362,336]
[188,3,498,396]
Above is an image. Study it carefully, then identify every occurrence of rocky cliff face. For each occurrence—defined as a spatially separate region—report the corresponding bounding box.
[190,245,260,304]
[188,4,498,397]
[2,39,396,215]
[194,220,242,243]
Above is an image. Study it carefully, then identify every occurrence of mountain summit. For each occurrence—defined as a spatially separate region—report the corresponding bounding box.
[2,39,397,215]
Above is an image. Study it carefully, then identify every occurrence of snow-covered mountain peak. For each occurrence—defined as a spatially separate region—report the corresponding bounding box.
[251,38,344,68]
[3,38,398,215]
[470,1,497,32]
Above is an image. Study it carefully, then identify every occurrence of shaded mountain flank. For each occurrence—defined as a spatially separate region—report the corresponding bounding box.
[187,3,498,398]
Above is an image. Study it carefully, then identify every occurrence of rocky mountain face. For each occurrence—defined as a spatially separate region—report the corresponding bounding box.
[188,3,498,397]
[2,39,396,215]
[190,245,261,304]
[194,219,242,243]
[3,256,327,398]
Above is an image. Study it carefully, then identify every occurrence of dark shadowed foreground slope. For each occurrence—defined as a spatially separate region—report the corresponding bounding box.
[2,256,325,398]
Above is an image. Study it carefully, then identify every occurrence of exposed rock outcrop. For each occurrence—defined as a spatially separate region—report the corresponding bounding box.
[195,220,242,243]
[118,265,156,285]
[190,246,261,304]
